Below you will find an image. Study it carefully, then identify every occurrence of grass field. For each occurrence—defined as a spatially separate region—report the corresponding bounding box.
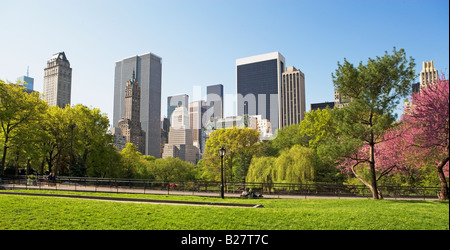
[0,190,448,230]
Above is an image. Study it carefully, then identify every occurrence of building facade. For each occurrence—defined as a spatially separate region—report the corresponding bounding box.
[162,106,199,164]
[167,94,189,126]
[116,73,146,154]
[420,60,438,89]
[334,89,353,108]
[113,53,162,157]
[204,115,272,141]
[189,100,207,153]
[310,102,335,111]
[281,66,305,128]
[236,52,285,131]
[18,73,34,92]
[206,84,223,120]
[43,52,72,108]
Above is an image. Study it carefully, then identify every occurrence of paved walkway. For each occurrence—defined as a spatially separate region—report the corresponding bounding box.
[0,183,438,201]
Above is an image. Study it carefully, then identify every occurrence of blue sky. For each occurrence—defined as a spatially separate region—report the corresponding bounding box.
[1,0,448,126]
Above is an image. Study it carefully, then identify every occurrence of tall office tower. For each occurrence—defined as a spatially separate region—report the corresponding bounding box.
[43,52,72,108]
[167,94,189,126]
[281,66,305,128]
[117,72,146,154]
[420,60,438,89]
[206,84,223,120]
[113,53,162,157]
[236,52,285,131]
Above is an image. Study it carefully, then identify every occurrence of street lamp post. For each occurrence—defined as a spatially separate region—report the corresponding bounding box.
[218,146,226,199]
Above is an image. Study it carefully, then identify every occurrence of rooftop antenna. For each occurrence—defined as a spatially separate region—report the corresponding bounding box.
[27,66,29,77]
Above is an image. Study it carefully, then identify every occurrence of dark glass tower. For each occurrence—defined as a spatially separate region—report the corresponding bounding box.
[206,84,223,119]
[236,52,285,131]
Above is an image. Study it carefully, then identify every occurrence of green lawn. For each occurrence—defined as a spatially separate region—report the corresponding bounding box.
[0,190,448,230]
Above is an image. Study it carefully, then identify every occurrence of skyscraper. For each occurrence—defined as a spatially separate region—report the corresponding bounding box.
[167,94,189,126]
[113,53,162,157]
[420,60,438,89]
[190,100,207,153]
[117,72,146,154]
[18,68,34,92]
[236,52,285,131]
[281,66,305,128]
[206,84,223,120]
[43,52,72,108]
[162,105,199,164]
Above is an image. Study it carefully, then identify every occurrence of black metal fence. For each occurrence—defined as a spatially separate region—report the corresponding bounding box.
[0,175,441,199]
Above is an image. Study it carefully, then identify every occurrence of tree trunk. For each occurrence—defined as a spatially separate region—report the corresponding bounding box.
[436,156,449,201]
[0,136,9,176]
[40,158,45,175]
[351,162,381,199]
[369,141,382,200]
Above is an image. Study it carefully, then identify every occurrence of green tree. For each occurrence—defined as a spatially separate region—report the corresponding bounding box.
[246,156,277,183]
[331,47,415,199]
[120,143,146,178]
[275,145,318,183]
[68,105,112,176]
[0,80,48,175]
[87,143,123,178]
[299,107,336,149]
[38,106,66,175]
[148,157,197,181]
[202,127,260,181]
[268,124,309,155]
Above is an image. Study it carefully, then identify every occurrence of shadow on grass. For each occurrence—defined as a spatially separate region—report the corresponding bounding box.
[382,199,448,205]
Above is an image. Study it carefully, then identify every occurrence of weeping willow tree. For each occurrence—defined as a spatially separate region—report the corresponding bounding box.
[247,145,320,185]
[275,145,318,183]
[246,156,277,183]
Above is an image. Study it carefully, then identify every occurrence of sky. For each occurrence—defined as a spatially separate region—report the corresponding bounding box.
[1,0,449,127]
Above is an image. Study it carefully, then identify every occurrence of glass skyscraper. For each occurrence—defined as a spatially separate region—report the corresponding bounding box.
[206,84,224,120]
[113,53,162,158]
[18,75,34,91]
[236,52,285,131]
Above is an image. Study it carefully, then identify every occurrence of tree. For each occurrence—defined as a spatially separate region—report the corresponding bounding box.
[275,145,318,183]
[148,157,197,181]
[271,124,309,153]
[331,48,415,199]
[68,105,112,176]
[0,80,48,175]
[246,156,277,183]
[299,107,336,149]
[335,123,410,194]
[401,77,449,200]
[38,106,66,175]
[87,143,123,178]
[120,143,141,178]
[202,127,260,181]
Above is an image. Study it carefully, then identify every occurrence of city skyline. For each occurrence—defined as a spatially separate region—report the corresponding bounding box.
[1,0,448,127]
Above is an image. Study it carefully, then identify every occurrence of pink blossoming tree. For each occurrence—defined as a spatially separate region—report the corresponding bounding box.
[337,76,449,200]
[401,76,449,200]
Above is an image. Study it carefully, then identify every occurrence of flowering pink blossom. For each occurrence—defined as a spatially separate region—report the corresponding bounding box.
[337,76,449,199]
